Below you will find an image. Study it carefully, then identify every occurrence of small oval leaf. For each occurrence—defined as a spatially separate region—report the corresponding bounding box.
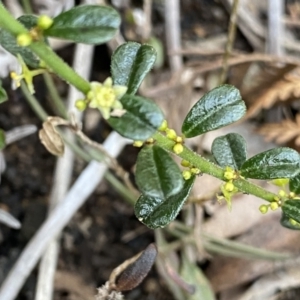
[107,94,164,140]
[280,212,300,230]
[135,176,195,229]
[135,145,184,199]
[282,199,300,224]
[182,85,246,138]
[115,244,157,291]
[240,147,300,179]
[44,5,120,44]
[289,173,300,194]
[111,42,157,95]
[0,15,40,68]
[0,81,7,104]
[211,133,247,170]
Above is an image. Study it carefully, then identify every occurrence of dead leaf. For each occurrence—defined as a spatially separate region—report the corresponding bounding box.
[39,117,65,156]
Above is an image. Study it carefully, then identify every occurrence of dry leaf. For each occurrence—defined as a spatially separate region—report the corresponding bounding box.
[258,114,300,145]
[246,73,300,118]
[39,117,65,156]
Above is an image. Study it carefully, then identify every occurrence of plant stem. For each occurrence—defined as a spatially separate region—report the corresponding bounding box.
[20,81,48,121]
[153,132,277,203]
[43,73,68,119]
[0,4,90,95]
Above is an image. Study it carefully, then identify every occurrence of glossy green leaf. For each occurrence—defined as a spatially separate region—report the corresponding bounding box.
[111,42,157,95]
[0,129,6,150]
[0,15,40,68]
[282,199,300,225]
[280,212,300,230]
[240,147,300,179]
[135,176,195,229]
[289,173,300,194]
[180,255,215,300]
[135,145,184,199]
[0,81,7,104]
[182,85,246,138]
[108,94,164,140]
[44,5,120,44]
[211,133,246,169]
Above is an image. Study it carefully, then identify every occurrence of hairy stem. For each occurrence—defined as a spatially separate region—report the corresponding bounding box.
[153,132,277,203]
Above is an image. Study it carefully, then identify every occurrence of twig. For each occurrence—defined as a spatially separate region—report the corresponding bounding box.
[35,37,94,300]
[164,0,182,71]
[0,132,130,300]
[220,0,240,84]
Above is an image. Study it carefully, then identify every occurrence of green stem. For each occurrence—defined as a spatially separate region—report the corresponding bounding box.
[20,81,48,120]
[153,132,277,203]
[43,72,68,119]
[0,4,90,95]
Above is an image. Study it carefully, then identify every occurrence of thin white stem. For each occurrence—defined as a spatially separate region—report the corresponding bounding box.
[0,132,130,300]
[164,0,182,72]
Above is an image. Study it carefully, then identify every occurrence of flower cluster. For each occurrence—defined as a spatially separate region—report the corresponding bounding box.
[76,77,127,119]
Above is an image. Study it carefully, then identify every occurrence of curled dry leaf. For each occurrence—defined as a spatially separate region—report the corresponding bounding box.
[246,73,300,118]
[109,243,157,292]
[39,117,66,156]
[258,114,300,146]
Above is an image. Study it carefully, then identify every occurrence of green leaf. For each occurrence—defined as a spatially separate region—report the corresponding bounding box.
[44,5,120,44]
[111,42,157,95]
[240,147,300,179]
[107,94,164,140]
[135,145,184,199]
[0,129,6,150]
[0,81,7,104]
[280,212,300,230]
[134,176,195,229]
[182,85,246,138]
[211,133,246,169]
[180,255,215,300]
[282,199,300,225]
[0,15,40,68]
[289,173,300,194]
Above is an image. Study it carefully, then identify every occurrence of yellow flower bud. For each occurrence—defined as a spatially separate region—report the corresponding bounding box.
[75,99,87,111]
[270,202,279,211]
[158,120,168,131]
[279,190,286,198]
[224,171,235,180]
[166,129,177,140]
[146,138,154,144]
[175,136,183,143]
[289,192,296,198]
[181,159,190,167]
[182,170,192,180]
[224,181,234,192]
[173,143,183,154]
[259,204,269,214]
[190,167,200,175]
[133,141,143,147]
[17,33,32,46]
[37,15,54,30]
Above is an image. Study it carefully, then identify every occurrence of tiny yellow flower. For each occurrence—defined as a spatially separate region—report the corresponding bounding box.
[224,166,237,180]
[289,192,296,198]
[87,78,127,119]
[182,170,192,180]
[259,204,269,214]
[173,143,183,154]
[10,55,45,94]
[279,190,287,198]
[175,136,183,143]
[224,181,234,192]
